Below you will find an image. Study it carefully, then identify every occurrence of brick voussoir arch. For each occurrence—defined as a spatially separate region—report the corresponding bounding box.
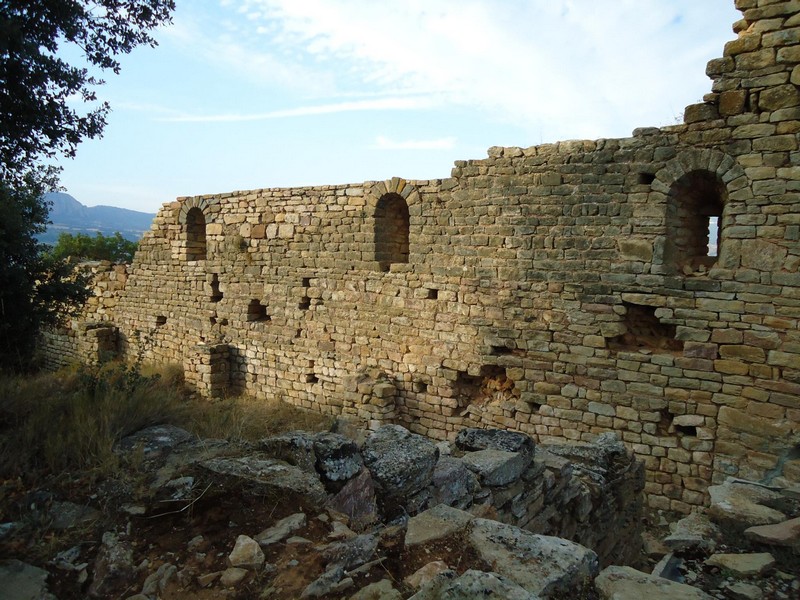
[177,197,212,224]
[652,148,746,194]
[365,177,422,211]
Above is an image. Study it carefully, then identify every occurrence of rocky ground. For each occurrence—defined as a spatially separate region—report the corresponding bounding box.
[0,423,798,599]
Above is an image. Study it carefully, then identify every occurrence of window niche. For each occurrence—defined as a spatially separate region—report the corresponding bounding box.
[185,207,207,261]
[608,302,683,353]
[247,299,270,322]
[374,193,410,271]
[665,170,726,275]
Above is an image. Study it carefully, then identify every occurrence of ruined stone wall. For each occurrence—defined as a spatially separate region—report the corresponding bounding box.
[39,262,126,370]
[41,0,800,513]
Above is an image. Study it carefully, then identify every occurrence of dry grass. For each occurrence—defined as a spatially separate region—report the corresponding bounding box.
[0,362,188,479]
[0,362,334,481]
[186,394,335,442]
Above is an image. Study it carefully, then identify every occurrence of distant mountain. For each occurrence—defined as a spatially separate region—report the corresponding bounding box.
[38,192,156,245]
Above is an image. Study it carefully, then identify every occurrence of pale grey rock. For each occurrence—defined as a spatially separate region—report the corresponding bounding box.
[431,456,480,508]
[349,578,403,600]
[595,565,713,600]
[404,561,450,590]
[328,520,357,540]
[322,534,378,571]
[0,559,56,600]
[405,504,474,547]
[461,449,528,486]
[314,432,363,486]
[115,424,193,458]
[141,562,176,596]
[228,535,265,569]
[664,511,720,553]
[219,566,248,587]
[362,425,438,500]
[88,532,135,598]
[409,569,539,600]
[202,455,327,506]
[302,565,345,598]
[708,479,786,528]
[255,512,307,546]
[259,431,317,471]
[705,552,775,577]
[727,581,764,600]
[455,428,535,458]
[468,518,598,597]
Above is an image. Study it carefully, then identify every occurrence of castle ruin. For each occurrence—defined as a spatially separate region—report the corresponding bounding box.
[42,0,800,513]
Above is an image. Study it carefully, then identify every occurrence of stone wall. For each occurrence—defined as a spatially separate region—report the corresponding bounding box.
[41,0,800,513]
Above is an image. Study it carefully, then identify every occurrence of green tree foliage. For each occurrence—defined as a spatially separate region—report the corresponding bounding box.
[0,1,175,371]
[49,231,138,263]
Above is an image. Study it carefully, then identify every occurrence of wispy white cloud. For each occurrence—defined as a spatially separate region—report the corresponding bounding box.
[373,136,457,151]
[157,96,436,123]
[210,0,738,139]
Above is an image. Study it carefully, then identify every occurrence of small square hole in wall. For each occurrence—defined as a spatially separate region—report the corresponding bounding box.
[638,172,656,185]
[426,288,439,300]
[247,299,270,322]
[675,424,698,437]
[305,372,319,383]
[155,315,167,326]
[299,297,311,310]
[302,277,311,287]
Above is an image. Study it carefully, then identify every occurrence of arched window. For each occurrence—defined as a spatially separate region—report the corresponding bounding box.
[665,170,726,274]
[374,193,409,271]
[185,207,207,261]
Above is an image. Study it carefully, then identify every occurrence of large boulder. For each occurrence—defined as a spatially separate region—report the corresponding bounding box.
[201,454,328,507]
[313,432,363,489]
[595,565,713,600]
[708,479,786,529]
[468,518,598,597]
[362,425,438,502]
[259,431,317,472]
[431,456,479,508]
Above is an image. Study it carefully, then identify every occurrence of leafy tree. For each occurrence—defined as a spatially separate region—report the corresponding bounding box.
[0,1,175,371]
[49,231,139,263]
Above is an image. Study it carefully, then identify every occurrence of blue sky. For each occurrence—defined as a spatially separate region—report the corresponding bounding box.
[56,0,742,213]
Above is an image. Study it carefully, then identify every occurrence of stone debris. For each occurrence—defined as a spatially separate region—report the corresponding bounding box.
[202,454,328,506]
[0,560,56,600]
[468,518,599,596]
[704,552,776,577]
[744,516,800,547]
[461,448,530,486]
[403,560,450,590]
[361,425,438,502]
[664,511,721,553]
[87,532,135,598]
[219,566,248,587]
[349,578,403,599]
[405,503,474,547]
[595,565,713,600]
[313,432,364,488]
[409,569,539,600]
[708,479,787,529]
[255,512,307,546]
[227,534,265,569]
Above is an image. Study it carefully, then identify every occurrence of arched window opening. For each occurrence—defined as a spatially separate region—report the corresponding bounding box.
[665,170,726,274]
[374,193,410,271]
[186,207,207,261]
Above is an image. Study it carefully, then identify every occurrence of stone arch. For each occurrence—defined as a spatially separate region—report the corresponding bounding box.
[178,198,210,261]
[367,178,421,271]
[652,149,747,274]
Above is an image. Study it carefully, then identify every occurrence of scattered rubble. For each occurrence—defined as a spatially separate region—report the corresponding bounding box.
[0,425,797,599]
